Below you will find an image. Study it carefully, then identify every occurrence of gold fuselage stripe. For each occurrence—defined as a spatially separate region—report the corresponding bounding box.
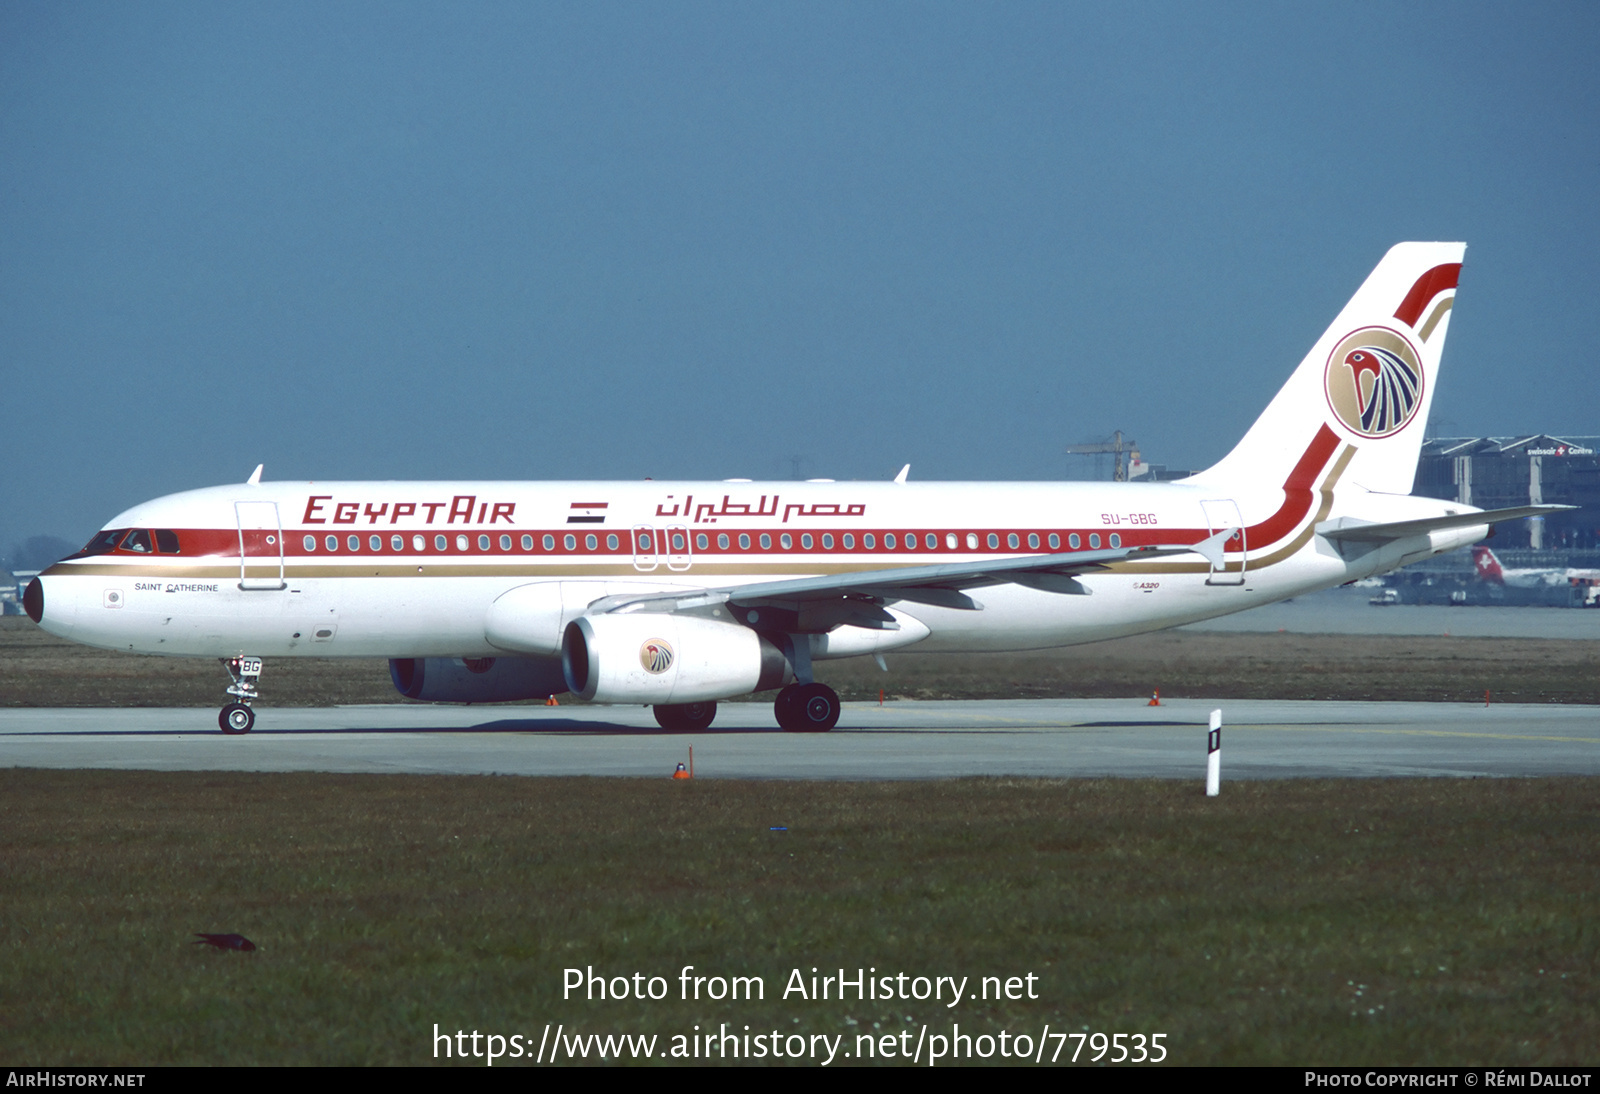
[1105,444,1355,576]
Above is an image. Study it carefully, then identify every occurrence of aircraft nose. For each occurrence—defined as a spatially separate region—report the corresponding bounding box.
[23,577,43,624]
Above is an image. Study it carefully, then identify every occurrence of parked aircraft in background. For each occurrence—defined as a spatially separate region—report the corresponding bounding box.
[26,243,1566,734]
[1472,546,1600,588]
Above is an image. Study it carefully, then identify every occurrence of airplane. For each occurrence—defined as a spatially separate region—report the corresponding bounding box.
[1471,545,1600,588]
[25,242,1569,735]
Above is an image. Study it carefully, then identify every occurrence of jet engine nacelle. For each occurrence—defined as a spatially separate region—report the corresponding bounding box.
[562,614,792,704]
[389,655,567,703]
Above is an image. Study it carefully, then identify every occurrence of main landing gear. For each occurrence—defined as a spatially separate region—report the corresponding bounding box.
[649,683,841,733]
[219,656,262,735]
[774,682,841,732]
[653,701,718,732]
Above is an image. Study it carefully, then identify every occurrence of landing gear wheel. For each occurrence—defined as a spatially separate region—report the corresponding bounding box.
[653,701,718,732]
[774,684,801,729]
[775,682,839,732]
[220,703,255,735]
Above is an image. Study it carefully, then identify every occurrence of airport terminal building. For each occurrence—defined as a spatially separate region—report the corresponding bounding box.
[1413,435,1600,552]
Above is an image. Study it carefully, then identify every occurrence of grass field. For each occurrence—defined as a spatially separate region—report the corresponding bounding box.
[5,617,1599,707]
[3,771,1596,1066]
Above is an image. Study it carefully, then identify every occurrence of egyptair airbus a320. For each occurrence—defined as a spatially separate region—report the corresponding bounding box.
[25,243,1563,734]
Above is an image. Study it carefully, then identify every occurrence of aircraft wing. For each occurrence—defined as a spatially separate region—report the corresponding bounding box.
[1315,505,1574,544]
[587,532,1232,616]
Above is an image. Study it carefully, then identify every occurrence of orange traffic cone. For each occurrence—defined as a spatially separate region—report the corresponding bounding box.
[672,762,691,780]
[1148,688,1161,707]
[546,696,559,706]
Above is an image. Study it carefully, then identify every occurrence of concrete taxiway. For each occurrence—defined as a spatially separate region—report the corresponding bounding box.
[3,698,1596,779]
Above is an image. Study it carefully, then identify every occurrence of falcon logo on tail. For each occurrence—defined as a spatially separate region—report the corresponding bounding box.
[1324,326,1424,439]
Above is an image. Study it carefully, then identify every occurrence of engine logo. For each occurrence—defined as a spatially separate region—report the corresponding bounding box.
[640,639,675,674]
[1324,326,1424,439]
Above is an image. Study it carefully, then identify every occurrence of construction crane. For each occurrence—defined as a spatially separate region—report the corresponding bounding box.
[1065,431,1140,482]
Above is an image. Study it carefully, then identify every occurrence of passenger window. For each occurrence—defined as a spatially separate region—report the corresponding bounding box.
[1049,534,1061,549]
[393,535,405,551]
[738,533,750,549]
[521,534,533,551]
[801,534,813,549]
[760,534,772,549]
[780,534,792,549]
[1089,534,1101,549]
[1008,533,1020,549]
[607,534,619,550]
[695,533,708,550]
[843,534,855,549]
[500,534,512,550]
[413,534,426,551]
[717,534,729,549]
[479,535,491,550]
[155,530,180,553]
[586,534,598,550]
[1028,533,1040,549]
[987,533,999,549]
[1067,534,1080,549]
[864,534,875,549]
[121,530,153,553]
[925,534,938,549]
[635,533,651,552]
[946,534,958,549]
[564,534,576,550]
[821,534,833,549]
[348,535,360,551]
[544,534,556,551]
[303,535,316,551]
[370,535,382,551]
[965,533,977,549]
[435,535,448,551]
[884,533,895,549]
[325,535,339,551]
[455,534,468,551]
[1110,533,1122,548]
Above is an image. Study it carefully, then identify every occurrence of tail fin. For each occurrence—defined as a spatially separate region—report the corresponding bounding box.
[1190,242,1465,496]
[1472,545,1505,584]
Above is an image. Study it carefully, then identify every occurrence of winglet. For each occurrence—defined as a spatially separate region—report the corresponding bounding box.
[894,464,910,484]
[246,464,264,486]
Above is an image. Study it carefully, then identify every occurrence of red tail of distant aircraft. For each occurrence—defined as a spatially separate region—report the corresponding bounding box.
[1472,545,1597,588]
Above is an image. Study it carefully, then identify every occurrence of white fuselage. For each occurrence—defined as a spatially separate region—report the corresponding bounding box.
[33,465,1478,662]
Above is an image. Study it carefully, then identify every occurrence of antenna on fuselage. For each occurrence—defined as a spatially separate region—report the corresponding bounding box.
[246,464,263,486]
[894,464,910,484]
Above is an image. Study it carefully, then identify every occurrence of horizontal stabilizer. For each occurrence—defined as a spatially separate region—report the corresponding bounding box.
[1316,505,1574,544]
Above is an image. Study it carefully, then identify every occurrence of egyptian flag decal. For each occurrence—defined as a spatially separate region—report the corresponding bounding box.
[567,502,608,524]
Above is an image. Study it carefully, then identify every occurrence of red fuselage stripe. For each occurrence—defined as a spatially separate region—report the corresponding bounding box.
[1238,424,1340,550]
[76,432,1341,569]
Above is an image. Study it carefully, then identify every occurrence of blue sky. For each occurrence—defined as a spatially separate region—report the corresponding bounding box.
[3,2,1596,545]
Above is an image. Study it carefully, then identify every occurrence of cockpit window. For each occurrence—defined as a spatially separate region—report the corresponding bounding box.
[120,529,154,553]
[154,530,180,553]
[80,529,127,556]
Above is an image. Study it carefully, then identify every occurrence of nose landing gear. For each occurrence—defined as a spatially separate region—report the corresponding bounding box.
[219,656,263,734]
